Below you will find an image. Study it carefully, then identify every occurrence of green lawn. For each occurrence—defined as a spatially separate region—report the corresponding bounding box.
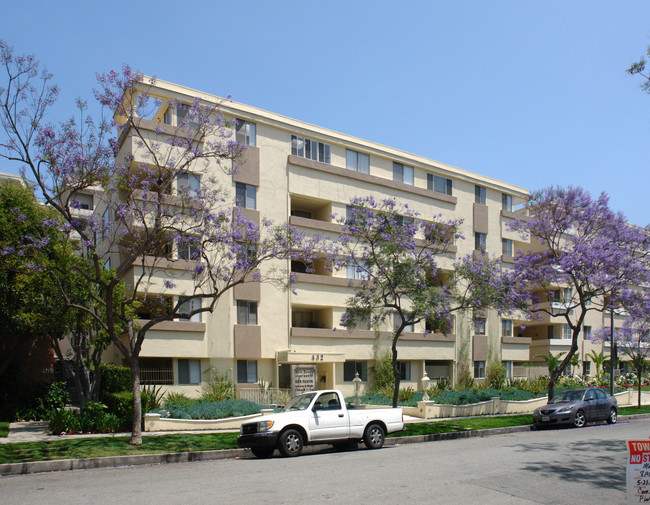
[0,422,9,438]
[391,415,533,437]
[0,432,239,464]
[619,405,650,415]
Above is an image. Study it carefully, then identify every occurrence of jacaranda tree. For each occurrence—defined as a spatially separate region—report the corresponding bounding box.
[0,41,320,444]
[509,186,649,400]
[337,197,525,407]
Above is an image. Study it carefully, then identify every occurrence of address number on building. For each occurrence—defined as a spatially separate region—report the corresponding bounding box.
[311,354,324,362]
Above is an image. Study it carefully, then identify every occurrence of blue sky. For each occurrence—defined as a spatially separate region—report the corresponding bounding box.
[2,0,649,225]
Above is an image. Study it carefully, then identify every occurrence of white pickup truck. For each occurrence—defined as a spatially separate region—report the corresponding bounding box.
[237,389,404,458]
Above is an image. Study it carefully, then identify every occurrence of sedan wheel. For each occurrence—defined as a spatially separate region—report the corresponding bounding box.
[574,410,586,428]
[607,408,618,425]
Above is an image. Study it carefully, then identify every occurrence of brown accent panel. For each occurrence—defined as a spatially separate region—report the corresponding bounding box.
[234,281,261,301]
[288,155,457,206]
[233,146,260,186]
[473,334,489,361]
[289,216,343,234]
[473,203,489,234]
[234,325,262,358]
[502,336,532,345]
[501,209,529,221]
[500,254,515,264]
[234,207,260,227]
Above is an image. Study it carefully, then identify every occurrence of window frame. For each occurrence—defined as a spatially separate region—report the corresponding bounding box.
[475,232,487,251]
[474,317,487,335]
[502,238,513,256]
[235,182,257,210]
[291,134,331,164]
[475,185,486,205]
[344,361,368,381]
[236,119,256,147]
[236,300,258,325]
[502,193,513,212]
[237,359,258,383]
[346,149,370,174]
[428,173,453,196]
[474,361,486,379]
[393,162,414,185]
[178,359,201,385]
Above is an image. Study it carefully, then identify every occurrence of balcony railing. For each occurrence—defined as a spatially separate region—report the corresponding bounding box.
[237,387,292,406]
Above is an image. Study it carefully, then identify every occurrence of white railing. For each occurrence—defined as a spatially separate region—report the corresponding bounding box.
[237,387,292,406]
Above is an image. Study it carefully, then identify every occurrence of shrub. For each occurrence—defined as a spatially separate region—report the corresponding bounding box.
[104,391,151,431]
[556,375,587,389]
[201,370,235,402]
[486,361,507,390]
[49,408,82,434]
[16,381,71,421]
[163,392,191,406]
[142,384,165,410]
[162,399,265,420]
[49,403,121,434]
[398,387,415,402]
[370,352,395,393]
[457,367,475,390]
[99,364,131,395]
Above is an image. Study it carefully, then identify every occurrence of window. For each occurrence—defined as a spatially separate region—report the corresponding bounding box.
[502,238,513,256]
[177,236,200,260]
[237,360,258,383]
[346,262,369,280]
[398,361,411,381]
[504,361,513,379]
[178,359,201,384]
[177,173,201,197]
[474,361,486,379]
[474,317,487,335]
[475,185,486,205]
[163,108,172,125]
[428,174,452,196]
[393,162,414,185]
[316,392,341,410]
[562,324,572,340]
[72,193,93,210]
[344,361,367,381]
[178,297,202,322]
[583,326,591,340]
[583,360,591,375]
[102,209,110,239]
[395,215,414,227]
[501,319,513,337]
[291,209,312,219]
[235,119,256,146]
[235,183,257,210]
[475,232,487,251]
[346,149,369,174]
[291,135,330,164]
[502,193,513,212]
[176,104,200,130]
[292,310,313,328]
[393,312,415,333]
[237,300,258,325]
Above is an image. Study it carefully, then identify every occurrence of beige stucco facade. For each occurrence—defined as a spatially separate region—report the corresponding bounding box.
[101,78,626,399]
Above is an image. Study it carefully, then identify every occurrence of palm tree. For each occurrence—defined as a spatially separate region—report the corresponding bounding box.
[586,350,606,380]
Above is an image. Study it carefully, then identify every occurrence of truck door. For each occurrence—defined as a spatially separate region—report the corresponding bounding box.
[309,392,349,441]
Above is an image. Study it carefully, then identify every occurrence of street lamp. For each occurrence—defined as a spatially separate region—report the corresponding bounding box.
[421,372,431,402]
[353,371,362,406]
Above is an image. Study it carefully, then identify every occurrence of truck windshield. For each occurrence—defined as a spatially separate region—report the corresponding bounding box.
[283,393,316,411]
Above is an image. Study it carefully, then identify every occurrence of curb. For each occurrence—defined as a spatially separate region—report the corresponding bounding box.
[2,414,648,476]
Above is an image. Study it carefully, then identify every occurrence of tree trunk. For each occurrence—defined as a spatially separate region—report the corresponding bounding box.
[638,372,642,409]
[391,336,400,408]
[129,358,142,446]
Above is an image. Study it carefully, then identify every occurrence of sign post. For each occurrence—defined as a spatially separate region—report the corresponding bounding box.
[627,440,650,503]
[290,364,317,397]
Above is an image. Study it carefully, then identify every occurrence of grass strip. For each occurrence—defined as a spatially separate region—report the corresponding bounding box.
[619,405,650,415]
[0,423,8,438]
[0,432,239,464]
[390,415,533,438]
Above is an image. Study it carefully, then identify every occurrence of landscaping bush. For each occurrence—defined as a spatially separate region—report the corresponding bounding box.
[99,364,131,395]
[16,382,70,421]
[159,398,266,420]
[486,361,507,389]
[370,352,395,393]
[48,403,121,434]
[104,391,151,431]
[201,370,235,402]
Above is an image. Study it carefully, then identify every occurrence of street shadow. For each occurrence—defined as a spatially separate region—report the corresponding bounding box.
[512,429,627,491]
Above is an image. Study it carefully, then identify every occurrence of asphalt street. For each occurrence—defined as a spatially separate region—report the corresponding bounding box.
[2,419,649,505]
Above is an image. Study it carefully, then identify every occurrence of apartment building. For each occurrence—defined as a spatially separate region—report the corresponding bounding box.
[98,79,621,398]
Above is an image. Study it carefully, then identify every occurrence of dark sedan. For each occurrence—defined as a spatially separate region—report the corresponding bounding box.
[533,387,618,428]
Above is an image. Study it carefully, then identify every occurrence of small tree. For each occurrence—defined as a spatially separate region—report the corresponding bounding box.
[337,197,524,407]
[586,350,606,380]
[509,186,649,401]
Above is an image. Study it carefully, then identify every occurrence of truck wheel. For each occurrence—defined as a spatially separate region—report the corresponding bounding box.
[279,429,303,457]
[251,447,274,458]
[363,424,385,450]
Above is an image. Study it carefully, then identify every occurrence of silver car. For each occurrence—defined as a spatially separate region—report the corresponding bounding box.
[533,387,618,428]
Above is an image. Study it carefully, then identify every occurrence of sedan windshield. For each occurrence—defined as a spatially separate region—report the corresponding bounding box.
[551,390,585,403]
[283,393,316,411]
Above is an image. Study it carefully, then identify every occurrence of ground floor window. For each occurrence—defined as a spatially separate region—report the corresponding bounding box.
[139,358,173,385]
[473,361,486,379]
[583,360,591,376]
[398,361,411,381]
[344,361,367,381]
[237,360,258,383]
[178,359,201,385]
[504,361,512,379]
